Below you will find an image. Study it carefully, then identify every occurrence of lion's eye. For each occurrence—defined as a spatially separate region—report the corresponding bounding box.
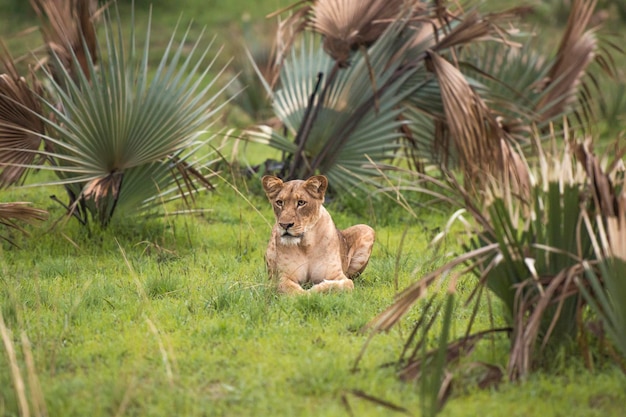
[275,200,283,207]
[297,200,306,207]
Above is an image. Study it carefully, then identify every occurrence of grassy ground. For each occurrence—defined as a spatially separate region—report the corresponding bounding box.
[1,172,625,416]
[1,1,626,416]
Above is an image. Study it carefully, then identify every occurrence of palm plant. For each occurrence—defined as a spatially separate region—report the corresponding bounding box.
[246,26,414,191]
[365,132,611,380]
[247,0,532,191]
[0,47,48,245]
[0,1,235,227]
[248,0,612,199]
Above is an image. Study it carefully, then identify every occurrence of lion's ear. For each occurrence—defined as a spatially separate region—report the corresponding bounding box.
[262,175,284,199]
[304,175,328,200]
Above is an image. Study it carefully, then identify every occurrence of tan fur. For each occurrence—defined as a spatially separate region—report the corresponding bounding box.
[262,175,375,294]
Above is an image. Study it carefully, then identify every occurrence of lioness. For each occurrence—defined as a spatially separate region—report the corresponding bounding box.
[262,175,375,294]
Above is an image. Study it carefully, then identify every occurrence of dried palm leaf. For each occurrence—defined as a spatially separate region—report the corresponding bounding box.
[271,0,426,67]
[535,0,597,123]
[574,139,622,217]
[427,51,506,187]
[0,202,48,224]
[311,0,409,66]
[0,44,45,188]
[265,2,313,85]
[431,10,493,53]
[0,202,48,245]
[82,172,124,224]
[30,0,99,83]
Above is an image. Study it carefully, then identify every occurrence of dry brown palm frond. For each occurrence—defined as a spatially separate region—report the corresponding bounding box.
[0,202,48,245]
[311,0,410,66]
[574,139,625,217]
[271,0,424,67]
[430,4,531,53]
[431,11,492,53]
[83,173,123,208]
[269,6,312,88]
[0,202,48,224]
[29,0,100,83]
[535,0,598,123]
[428,51,506,187]
[366,243,498,333]
[0,43,45,188]
[428,44,533,196]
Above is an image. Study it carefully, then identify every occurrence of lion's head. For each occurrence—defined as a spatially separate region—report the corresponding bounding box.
[262,175,328,245]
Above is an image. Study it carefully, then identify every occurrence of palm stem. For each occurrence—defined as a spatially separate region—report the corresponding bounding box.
[286,71,325,179]
[288,61,341,180]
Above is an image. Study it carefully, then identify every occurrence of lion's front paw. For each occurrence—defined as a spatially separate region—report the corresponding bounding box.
[309,278,354,293]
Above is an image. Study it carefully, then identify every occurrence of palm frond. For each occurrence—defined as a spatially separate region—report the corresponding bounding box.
[535,2,597,125]
[427,51,506,187]
[0,202,48,245]
[30,0,100,84]
[465,0,604,131]
[310,0,411,66]
[0,43,45,188]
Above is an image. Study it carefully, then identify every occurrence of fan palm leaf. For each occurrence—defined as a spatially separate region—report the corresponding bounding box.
[21,5,235,226]
[0,44,45,188]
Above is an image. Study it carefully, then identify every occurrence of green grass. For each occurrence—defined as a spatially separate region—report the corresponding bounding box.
[1,172,625,417]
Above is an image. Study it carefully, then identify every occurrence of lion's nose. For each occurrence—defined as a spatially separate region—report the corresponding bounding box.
[279,222,294,230]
